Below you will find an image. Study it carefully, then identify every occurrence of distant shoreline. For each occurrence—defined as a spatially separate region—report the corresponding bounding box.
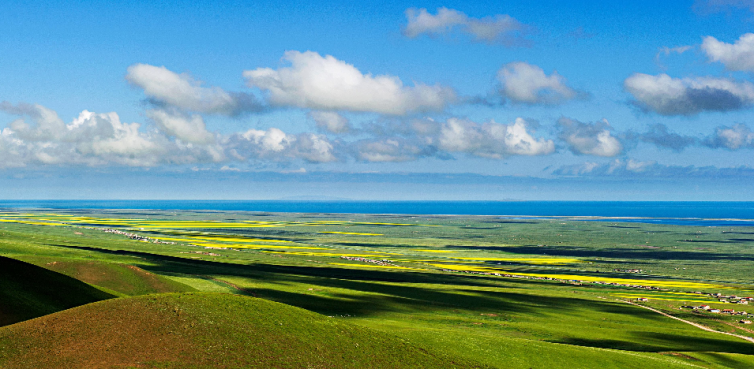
[2,200,754,226]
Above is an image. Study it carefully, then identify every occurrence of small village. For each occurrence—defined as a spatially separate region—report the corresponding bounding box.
[439,268,664,291]
[100,228,176,244]
[339,255,395,266]
[632,294,754,324]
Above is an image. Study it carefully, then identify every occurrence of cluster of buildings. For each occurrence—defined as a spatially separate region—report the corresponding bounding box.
[590,281,661,290]
[613,269,643,274]
[100,228,175,244]
[686,304,752,318]
[437,268,670,291]
[708,293,753,305]
[339,256,394,266]
[179,250,222,257]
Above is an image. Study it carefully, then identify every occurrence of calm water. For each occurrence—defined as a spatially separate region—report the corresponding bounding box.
[1,200,754,226]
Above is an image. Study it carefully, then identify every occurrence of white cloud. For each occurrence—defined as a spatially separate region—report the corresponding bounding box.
[624,73,754,115]
[227,127,336,163]
[702,33,754,72]
[126,64,263,115]
[438,117,554,158]
[403,7,528,45]
[146,109,215,144]
[558,117,622,157]
[497,62,577,104]
[308,111,351,133]
[237,127,292,154]
[291,133,337,163]
[243,51,456,115]
[0,102,225,167]
[703,123,754,149]
[2,102,65,141]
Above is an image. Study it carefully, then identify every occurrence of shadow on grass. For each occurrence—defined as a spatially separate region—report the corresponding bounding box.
[554,331,754,354]
[29,243,754,355]
[46,244,633,318]
[446,245,754,261]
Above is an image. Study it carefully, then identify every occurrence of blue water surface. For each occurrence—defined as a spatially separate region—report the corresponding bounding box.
[1,201,754,226]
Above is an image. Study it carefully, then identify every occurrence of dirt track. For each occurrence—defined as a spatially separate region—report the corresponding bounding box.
[623,300,754,344]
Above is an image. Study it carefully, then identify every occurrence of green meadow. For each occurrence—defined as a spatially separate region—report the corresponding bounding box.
[0,210,753,368]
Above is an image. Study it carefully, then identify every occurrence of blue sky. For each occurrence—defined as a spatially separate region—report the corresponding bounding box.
[1,0,753,200]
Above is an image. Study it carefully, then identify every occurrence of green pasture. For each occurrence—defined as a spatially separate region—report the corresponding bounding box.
[0,210,753,368]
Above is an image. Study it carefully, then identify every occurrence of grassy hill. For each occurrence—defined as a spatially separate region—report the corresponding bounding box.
[0,256,114,327]
[40,259,196,296]
[0,292,484,369]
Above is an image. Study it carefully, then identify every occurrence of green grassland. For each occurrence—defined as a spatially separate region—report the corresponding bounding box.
[0,255,114,326]
[0,292,479,368]
[0,210,753,368]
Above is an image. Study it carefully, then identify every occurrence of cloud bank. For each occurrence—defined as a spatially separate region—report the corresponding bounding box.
[0,102,223,168]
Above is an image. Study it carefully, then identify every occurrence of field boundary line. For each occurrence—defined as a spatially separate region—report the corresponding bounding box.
[622,300,754,344]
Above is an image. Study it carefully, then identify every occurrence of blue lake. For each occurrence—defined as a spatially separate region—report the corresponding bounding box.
[1,200,754,226]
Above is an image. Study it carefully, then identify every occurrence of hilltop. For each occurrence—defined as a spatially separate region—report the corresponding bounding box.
[0,256,114,326]
[0,292,483,369]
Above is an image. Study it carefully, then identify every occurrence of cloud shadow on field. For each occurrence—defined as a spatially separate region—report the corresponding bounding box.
[554,332,754,354]
[445,245,754,261]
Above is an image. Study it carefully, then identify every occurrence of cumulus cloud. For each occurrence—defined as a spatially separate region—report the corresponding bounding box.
[226,127,336,163]
[624,73,754,115]
[126,64,264,116]
[403,7,529,46]
[1,104,161,167]
[146,109,215,144]
[0,102,229,168]
[702,34,754,72]
[497,62,578,104]
[244,51,456,115]
[702,123,754,149]
[558,117,622,157]
[308,111,352,134]
[1,102,66,141]
[353,116,554,161]
[437,117,554,158]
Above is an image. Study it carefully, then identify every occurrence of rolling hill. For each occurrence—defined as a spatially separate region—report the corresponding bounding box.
[0,292,484,369]
[0,255,114,327]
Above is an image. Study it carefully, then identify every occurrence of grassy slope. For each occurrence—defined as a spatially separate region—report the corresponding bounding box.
[0,224,195,296]
[2,214,754,368]
[39,259,196,296]
[0,292,483,369]
[0,256,114,327]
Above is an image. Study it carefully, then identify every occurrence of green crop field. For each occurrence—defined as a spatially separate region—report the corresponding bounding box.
[0,209,753,368]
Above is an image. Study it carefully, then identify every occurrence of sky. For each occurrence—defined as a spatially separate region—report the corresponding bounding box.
[1,0,754,200]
